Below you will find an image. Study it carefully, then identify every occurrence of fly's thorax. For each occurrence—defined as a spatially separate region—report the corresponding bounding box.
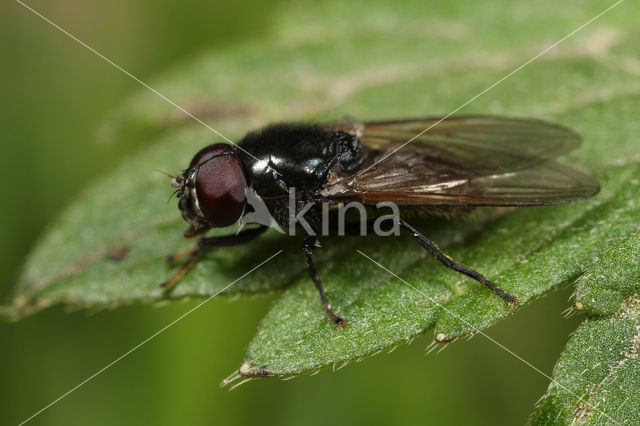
[237,122,361,199]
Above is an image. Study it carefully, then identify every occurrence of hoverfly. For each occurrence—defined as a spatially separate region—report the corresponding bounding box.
[162,116,599,327]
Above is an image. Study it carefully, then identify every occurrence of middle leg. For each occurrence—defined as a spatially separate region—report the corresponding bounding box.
[303,234,348,328]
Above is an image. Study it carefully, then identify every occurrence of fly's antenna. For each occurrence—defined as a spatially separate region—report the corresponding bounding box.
[154,169,184,197]
[154,168,185,189]
[153,168,176,179]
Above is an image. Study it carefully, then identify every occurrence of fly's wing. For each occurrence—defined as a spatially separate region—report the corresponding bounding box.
[322,116,600,206]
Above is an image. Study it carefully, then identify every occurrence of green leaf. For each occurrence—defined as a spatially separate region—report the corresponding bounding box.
[531,233,640,424]
[573,231,640,316]
[533,296,640,425]
[7,0,640,407]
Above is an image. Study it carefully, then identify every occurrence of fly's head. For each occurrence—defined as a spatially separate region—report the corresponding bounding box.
[172,143,247,237]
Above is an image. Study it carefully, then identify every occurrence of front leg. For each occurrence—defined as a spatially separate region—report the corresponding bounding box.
[160,225,268,290]
[303,234,348,329]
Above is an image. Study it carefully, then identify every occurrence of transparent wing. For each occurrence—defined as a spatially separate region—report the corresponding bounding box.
[322,116,599,206]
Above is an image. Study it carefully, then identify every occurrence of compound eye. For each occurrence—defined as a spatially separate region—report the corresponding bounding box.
[190,144,246,227]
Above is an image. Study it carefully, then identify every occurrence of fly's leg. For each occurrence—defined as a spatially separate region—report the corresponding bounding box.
[160,251,199,290]
[399,219,518,307]
[159,225,268,291]
[303,235,348,329]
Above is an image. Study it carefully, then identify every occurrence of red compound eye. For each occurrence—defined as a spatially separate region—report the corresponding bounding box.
[190,144,246,227]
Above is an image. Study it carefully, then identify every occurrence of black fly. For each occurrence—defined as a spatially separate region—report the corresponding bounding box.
[161,116,599,328]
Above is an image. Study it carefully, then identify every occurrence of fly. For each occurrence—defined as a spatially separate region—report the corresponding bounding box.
[161,116,600,328]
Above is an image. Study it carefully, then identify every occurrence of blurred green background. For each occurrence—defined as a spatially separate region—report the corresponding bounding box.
[2,0,625,424]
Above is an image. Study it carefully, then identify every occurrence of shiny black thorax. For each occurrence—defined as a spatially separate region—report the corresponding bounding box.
[236,123,361,228]
[237,123,360,198]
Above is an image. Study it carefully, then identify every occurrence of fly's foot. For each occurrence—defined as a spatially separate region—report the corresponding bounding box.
[327,310,348,330]
[336,318,349,331]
